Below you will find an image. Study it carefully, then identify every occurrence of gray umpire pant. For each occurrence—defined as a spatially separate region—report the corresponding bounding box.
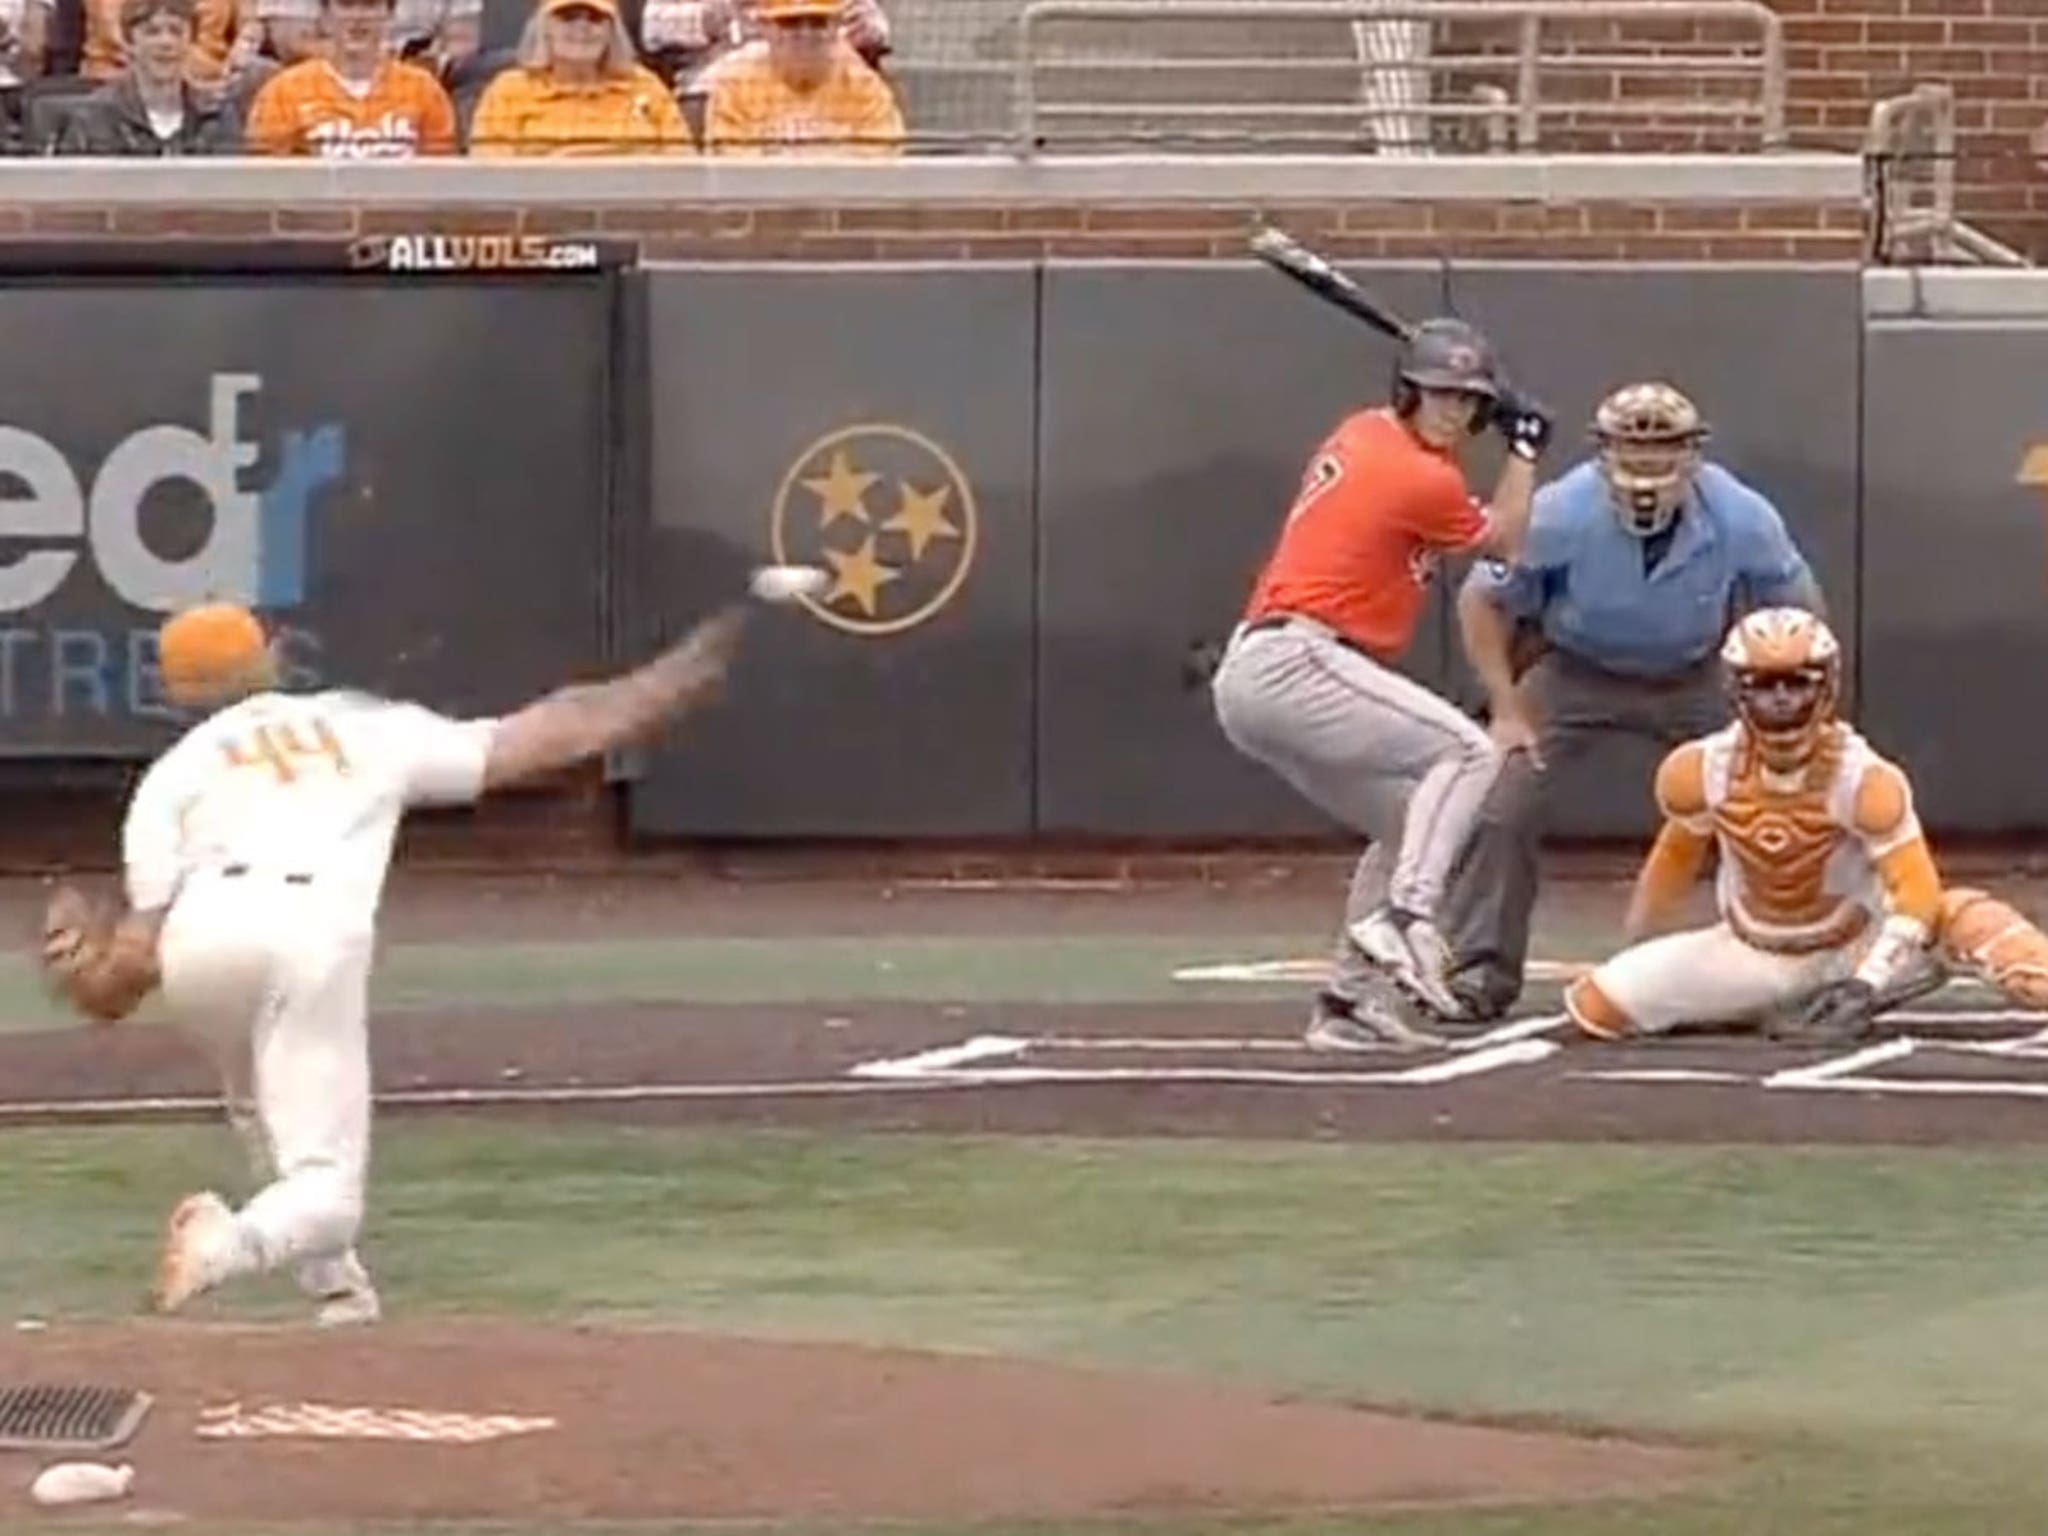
[1211,614,1503,1005]
[1440,645,1731,1017]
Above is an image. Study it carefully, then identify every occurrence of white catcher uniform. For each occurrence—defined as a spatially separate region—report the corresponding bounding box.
[1565,717,1940,1039]
[123,687,495,1321]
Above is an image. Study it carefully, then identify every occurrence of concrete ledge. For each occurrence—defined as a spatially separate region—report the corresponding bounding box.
[1864,267,2048,320]
[0,152,1864,206]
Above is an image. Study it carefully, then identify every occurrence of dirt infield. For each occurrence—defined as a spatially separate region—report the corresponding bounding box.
[0,1322,1711,1525]
[6,991,2048,1144]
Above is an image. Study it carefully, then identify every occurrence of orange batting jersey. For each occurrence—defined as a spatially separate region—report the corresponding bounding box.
[245,58,458,158]
[1243,408,1487,660]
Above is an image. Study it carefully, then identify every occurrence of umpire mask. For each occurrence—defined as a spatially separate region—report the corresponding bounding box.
[1592,382,1707,538]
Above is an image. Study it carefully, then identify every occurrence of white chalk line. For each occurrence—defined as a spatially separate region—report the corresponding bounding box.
[835,1040,1561,1091]
[1570,1068,1755,1086]
[0,1077,1024,1121]
[847,1033,1031,1080]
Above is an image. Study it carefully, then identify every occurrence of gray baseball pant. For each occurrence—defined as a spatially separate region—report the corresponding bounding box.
[1210,614,1503,1003]
[1440,645,1730,1016]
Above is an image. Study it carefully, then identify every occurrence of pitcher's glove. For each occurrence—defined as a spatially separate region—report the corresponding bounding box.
[41,884,159,1024]
[1766,977,1879,1047]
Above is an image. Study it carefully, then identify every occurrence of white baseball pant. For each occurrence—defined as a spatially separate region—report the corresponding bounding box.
[158,865,375,1293]
[1211,614,1503,994]
[1579,922,1855,1036]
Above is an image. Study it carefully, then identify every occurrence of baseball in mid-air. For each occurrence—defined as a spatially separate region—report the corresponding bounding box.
[749,564,830,604]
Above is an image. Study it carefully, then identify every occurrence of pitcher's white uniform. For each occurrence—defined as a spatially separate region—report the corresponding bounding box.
[123,687,495,1317]
[1567,719,1933,1038]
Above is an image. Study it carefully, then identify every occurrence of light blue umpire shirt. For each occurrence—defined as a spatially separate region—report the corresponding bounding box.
[1466,459,1820,678]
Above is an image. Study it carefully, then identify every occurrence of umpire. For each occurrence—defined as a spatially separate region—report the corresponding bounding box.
[1438,381,1825,1020]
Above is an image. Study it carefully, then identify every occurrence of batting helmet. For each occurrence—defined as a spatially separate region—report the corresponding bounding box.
[1391,319,1499,432]
[1591,381,1709,537]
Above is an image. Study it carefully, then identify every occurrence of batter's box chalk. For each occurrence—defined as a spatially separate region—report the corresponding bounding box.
[195,1400,556,1444]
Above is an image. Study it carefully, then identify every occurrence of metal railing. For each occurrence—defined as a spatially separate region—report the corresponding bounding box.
[1863,83,2027,267]
[1009,0,1785,156]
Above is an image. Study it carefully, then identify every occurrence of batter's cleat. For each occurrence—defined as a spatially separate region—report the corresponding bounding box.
[1350,906,1467,1019]
[315,1286,383,1329]
[1304,987,1445,1054]
[151,1191,241,1314]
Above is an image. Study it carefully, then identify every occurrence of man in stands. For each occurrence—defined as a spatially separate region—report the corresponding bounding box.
[701,0,902,154]
[256,0,477,79]
[75,0,258,95]
[56,0,242,151]
[243,0,456,154]
[643,0,885,96]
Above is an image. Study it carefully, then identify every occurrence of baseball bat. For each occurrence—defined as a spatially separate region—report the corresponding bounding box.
[1249,223,1537,412]
[1248,224,1416,344]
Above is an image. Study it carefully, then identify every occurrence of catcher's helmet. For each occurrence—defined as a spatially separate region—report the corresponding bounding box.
[1392,318,1499,431]
[1720,606,1840,773]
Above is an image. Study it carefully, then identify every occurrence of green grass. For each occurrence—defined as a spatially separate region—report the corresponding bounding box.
[8,1125,2048,1534]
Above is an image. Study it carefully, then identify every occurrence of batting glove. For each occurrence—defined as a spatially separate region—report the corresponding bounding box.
[1493,391,1553,462]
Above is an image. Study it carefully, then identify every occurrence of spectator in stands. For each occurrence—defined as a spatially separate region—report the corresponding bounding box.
[467,0,688,154]
[78,0,261,96]
[54,0,241,150]
[701,0,901,155]
[243,0,456,152]
[256,0,479,82]
[0,0,50,89]
[640,0,885,90]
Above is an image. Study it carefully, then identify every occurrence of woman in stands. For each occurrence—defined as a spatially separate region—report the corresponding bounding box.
[466,0,688,153]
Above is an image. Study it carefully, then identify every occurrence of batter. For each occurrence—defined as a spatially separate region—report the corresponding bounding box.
[1210,317,1553,1048]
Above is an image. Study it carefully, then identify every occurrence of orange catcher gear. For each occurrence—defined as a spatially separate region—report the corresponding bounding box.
[157,603,275,708]
[1937,887,2048,1009]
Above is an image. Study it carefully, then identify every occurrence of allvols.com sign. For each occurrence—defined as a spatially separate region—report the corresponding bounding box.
[0,372,344,727]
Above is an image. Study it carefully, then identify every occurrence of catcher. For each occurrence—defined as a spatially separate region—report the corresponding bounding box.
[1565,606,2048,1046]
[39,595,746,1326]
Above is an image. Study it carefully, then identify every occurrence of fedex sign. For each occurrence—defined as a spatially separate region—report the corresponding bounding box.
[0,372,343,613]
[0,373,345,723]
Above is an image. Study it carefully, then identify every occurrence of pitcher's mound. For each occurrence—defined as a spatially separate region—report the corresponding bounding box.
[0,1321,1711,1522]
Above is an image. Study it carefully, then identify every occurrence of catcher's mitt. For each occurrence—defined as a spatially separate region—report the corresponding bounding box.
[1765,978,1881,1047]
[40,883,159,1024]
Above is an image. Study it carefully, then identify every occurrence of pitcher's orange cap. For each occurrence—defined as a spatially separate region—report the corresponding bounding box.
[157,602,270,706]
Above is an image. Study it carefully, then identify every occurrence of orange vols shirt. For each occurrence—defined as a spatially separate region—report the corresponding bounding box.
[245,58,458,158]
[702,40,905,155]
[468,64,694,156]
[1243,408,1487,660]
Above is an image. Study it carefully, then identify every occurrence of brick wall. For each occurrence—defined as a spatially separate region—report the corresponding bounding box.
[1773,0,2043,256]
[15,195,1866,262]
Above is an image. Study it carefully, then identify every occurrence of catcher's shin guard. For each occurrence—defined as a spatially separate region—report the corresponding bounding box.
[1938,888,2048,1009]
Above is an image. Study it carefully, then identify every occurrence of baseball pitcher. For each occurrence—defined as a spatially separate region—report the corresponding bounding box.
[1210,318,1553,1050]
[40,597,746,1323]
